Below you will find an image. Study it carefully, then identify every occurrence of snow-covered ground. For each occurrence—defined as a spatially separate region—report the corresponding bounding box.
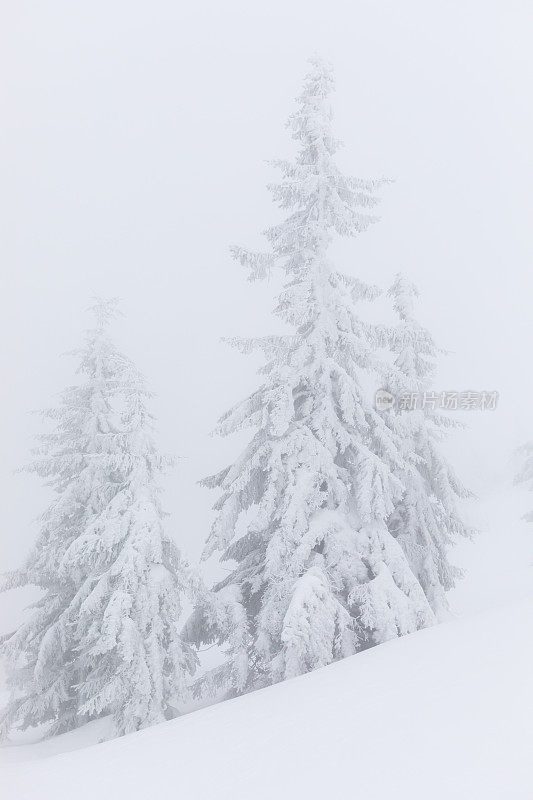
[1,595,532,800]
[1,482,532,799]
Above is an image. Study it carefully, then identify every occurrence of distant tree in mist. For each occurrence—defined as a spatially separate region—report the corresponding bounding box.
[514,443,533,524]
[185,59,435,697]
[0,300,197,738]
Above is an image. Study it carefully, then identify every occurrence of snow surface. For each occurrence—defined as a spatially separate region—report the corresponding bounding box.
[2,596,532,800]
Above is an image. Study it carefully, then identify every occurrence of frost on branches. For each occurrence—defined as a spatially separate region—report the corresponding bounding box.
[186,59,435,696]
[0,300,197,738]
[383,275,472,620]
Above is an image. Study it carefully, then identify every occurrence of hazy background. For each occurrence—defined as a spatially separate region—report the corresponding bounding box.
[2,0,533,633]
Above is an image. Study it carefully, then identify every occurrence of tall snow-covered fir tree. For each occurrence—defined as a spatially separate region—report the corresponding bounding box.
[185,59,434,696]
[382,274,472,619]
[0,300,197,738]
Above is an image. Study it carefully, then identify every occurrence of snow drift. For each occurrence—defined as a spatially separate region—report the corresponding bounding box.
[2,596,532,800]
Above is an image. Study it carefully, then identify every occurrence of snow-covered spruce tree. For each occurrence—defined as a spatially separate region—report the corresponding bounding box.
[0,300,197,738]
[382,275,471,619]
[185,59,434,696]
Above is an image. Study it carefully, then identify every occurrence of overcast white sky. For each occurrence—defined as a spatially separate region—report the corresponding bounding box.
[1,1,533,631]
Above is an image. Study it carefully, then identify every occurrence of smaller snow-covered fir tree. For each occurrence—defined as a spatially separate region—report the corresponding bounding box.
[383,275,472,618]
[1,300,196,738]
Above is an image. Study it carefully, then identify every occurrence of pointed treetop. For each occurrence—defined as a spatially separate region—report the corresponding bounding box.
[302,55,335,97]
[284,56,340,161]
[232,57,388,287]
[388,273,419,321]
[88,297,122,330]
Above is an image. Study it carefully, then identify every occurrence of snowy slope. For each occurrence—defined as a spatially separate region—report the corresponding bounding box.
[2,597,532,800]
